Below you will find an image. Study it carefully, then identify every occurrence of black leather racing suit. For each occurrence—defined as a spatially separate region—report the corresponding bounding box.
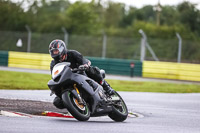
[50,50,103,85]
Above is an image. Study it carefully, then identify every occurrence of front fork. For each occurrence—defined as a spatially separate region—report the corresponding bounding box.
[71,84,84,105]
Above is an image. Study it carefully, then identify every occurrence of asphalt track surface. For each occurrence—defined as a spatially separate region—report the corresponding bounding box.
[0,90,200,133]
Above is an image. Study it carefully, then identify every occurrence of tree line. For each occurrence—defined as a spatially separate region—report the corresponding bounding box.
[1,0,200,38]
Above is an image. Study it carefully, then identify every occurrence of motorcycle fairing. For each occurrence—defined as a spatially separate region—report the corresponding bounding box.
[48,63,106,114]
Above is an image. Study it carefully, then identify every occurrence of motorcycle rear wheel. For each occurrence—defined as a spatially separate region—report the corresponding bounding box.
[108,92,128,122]
[62,90,90,121]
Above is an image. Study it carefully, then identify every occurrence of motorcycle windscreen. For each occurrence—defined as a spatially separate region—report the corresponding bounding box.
[52,62,71,79]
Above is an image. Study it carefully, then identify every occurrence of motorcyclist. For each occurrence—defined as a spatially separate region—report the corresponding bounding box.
[49,39,115,109]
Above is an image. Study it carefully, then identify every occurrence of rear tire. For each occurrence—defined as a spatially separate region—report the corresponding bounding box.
[62,90,90,121]
[108,92,128,122]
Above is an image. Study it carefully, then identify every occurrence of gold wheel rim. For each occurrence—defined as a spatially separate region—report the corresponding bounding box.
[73,98,85,110]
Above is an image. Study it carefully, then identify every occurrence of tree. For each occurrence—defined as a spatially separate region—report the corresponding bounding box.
[177,2,200,34]
[64,1,101,34]
[0,0,27,31]
[103,1,125,28]
[27,0,70,32]
[134,5,155,23]
[160,6,179,25]
[119,7,137,28]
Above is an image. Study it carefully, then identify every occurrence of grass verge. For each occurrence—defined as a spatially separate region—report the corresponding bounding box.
[0,70,200,93]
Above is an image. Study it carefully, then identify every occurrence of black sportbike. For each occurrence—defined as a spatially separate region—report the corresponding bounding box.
[48,62,128,122]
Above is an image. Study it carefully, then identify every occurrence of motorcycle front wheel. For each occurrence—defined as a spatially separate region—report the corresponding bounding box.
[62,90,90,121]
[108,92,128,122]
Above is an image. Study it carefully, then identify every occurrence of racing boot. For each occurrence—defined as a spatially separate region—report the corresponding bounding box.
[101,80,115,96]
[53,96,65,109]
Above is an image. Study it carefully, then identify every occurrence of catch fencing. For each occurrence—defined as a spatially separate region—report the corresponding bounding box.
[1,30,200,63]
[0,31,140,60]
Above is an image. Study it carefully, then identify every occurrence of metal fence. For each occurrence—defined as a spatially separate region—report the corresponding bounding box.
[0,30,140,59]
[0,30,200,63]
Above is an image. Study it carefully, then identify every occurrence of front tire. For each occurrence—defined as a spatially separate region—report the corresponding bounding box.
[108,92,128,122]
[62,90,90,121]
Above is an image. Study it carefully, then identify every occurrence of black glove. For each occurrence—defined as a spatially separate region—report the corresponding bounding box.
[79,64,89,70]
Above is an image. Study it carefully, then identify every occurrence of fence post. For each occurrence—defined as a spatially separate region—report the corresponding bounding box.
[102,33,107,59]
[176,33,182,63]
[139,29,146,62]
[146,42,159,61]
[139,29,159,61]
[62,27,69,47]
[25,25,31,52]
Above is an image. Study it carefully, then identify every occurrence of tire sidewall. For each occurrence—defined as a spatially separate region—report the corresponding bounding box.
[108,92,128,122]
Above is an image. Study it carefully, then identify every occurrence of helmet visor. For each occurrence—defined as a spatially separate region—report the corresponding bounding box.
[49,46,65,59]
[50,48,60,56]
[52,49,59,55]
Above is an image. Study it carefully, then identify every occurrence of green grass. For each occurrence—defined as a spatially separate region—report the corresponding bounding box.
[0,70,51,90]
[0,70,200,93]
[107,80,200,93]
